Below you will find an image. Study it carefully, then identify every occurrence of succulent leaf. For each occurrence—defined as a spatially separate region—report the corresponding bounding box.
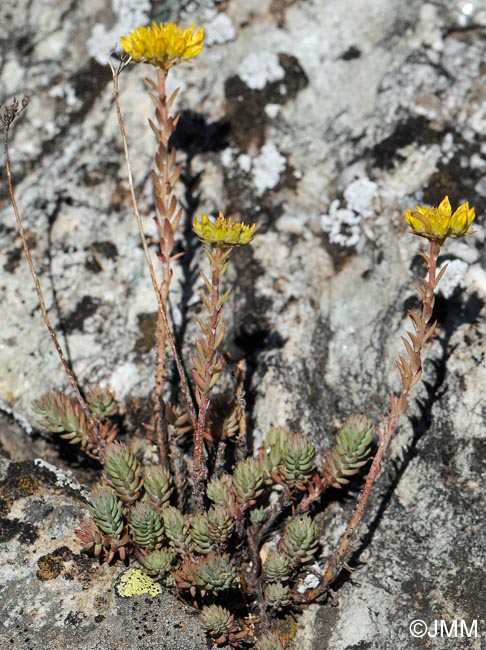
[232,458,264,507]
[322,415,373,488]
[88,486,124,537]
[86,384,117,419]
[162,505,192,555]
[142,548,176,584]
[32,392,90,448]
[264,550,291,582]
[143,465,173,509]
[264,581,291,610]
[103,441,143,503]
[279,515,319,565]
[129,501,164,549]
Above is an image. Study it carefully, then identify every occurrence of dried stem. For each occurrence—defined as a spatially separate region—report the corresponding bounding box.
[246,524,271,630]
[235,359,248,463]
[2,98,104,453]
[319,239,441,592]
[109,60,197,439]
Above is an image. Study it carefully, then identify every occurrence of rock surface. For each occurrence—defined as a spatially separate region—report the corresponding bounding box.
[1,0,485,648]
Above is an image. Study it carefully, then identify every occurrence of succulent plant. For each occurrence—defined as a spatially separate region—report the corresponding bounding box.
[207,394,240,442]
[74,518,104,557]
[88,486,124,538]
[207,504,234,547]
[129,501,164,549]
[194,553,238,596]
[279,515,319,565]
[142,548,176,584]
[264,581,291,610]
[103,441,143,503]
[232,458,264,508]
[264,550,291,582]
[206,473,235,508]
[200,605,247,647]
[249,505,267,526]
[278,432,316,490]
[190,512,216,554]
[322,415,373,488]
[86,384,117,419]
[33,392,90,449]
[166,402,193,445]
[162,505,191,555]
[254,632,287,650]
[258,427,291,477]
[143,465,173,510]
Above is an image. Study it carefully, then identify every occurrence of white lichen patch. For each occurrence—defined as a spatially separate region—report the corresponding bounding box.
[343,177,378,218]
[237,153,252,173]
[466,263,486,299]
[296,563,322,593]
[251,143,287,195]
[87,0,151,64]
[264,103,281,119]
[237,51,285,90]
[436,259,469,298]
[204,11,236,45]
[321,201,361,247]
[108,362,142,399]
[33,458,85,494]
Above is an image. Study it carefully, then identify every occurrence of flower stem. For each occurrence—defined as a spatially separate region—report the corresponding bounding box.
[318,239,441,592]
[192,246,230,510]
[110,60,198,440]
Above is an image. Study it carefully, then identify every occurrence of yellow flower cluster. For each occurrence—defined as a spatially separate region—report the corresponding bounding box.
[405,196,475,243]
[193,212,257,247]
[120,22,204,70]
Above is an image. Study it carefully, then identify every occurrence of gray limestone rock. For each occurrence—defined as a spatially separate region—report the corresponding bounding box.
[1,0,485,648]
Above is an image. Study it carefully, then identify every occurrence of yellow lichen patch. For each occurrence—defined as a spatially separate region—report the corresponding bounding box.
[36,553,64,581]
[116,568,162,598]
[17,475,38,496]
